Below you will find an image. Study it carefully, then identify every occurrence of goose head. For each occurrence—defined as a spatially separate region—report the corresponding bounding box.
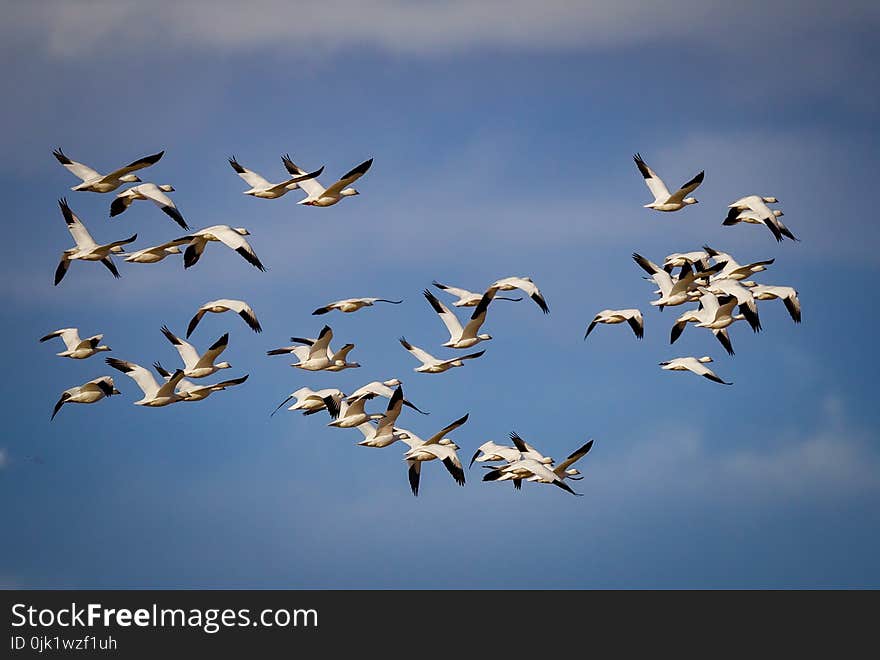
[97,345,112,353]
[216,361,232,370]
[340,188,360,197]
[159,184,175,192]
[234,227,250,236]
[683,197,699,205]
[383,378,402,387]
[698,356,713,363]
[164,246,183,255]
[478,333,492,340]
[120,174,141,183]
[762,196,779,203]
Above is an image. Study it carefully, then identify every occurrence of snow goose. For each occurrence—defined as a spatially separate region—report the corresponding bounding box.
[423,289,492,349]
[702,246,775,281]
[176,225,265,271]
[659,356,732,385]
[669,292,740,356]
[228,156,323,199]
[353,386,405,447]
[269,387,344,417]
[109,184,188,229]
[746,284,801,323]
[726,195,796,242]
[54,199,135,285]
[160,326,231,378]
[484,436,592,495]
[584,309,644,340]
[347,379,429,414]
[325,394,382,428]
[432,281,522,307]
[39,328,110,359]
[633,153,704,212]
[282,154,373,206]
[186,299,261,337]
[53,148,164,193]
[397,413,469,496]
[122,238,189,264]
[486,276,549,314]
[703,278,761,332]
[468,433,550,484]
[153,362,248,401]
[632,253,702,308]
[662,250,711,272]
[106,357,187,406]
[267,326,360,371]
[399,337,485,373]
[478,431,553,491]
[312,297,402,315]
[51,376,120,420]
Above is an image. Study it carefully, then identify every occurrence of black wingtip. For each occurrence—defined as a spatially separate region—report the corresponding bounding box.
[228,156,245,173]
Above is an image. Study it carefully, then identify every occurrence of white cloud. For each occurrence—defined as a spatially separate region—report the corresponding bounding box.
[5,1,878,58]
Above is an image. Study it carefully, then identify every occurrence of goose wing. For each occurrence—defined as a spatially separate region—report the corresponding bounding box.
[103,150,164,181]
[423,289,463,341]
[106,357,160,397]
[135,183,188,230]
[667,170,705,204]
[160,325,200,369]
[53,148,100,182]
[59,198,97,250]
[399,337,435,365]
[423,413,469,446]
[432,281,475,300]
[322,158,373,198]
[228,157,272,189]
[633,153,671,202]
[213,226,265,271]
[195,333,229,370]
[40,328,81,351]
[281,154,326,197]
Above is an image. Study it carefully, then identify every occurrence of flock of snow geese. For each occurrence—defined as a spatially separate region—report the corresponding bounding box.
[43,147,801,496]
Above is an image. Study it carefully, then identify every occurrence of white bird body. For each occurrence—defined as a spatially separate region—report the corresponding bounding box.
[432,281,522,307]
[122,238,188,263]
[399,337,485,373]
[186,299,261,337]
[268,326,359,371]
[283,155,373,206]
[110,183,188,229]
[106,358,187,406]
[53,148,164,193]
[633,153,704,212]
[423,289,492,348]
[726,195,795,242]
[703,278,762,331]
[659,356,732,385]
[584,308,644,340]
[353,386,405,447]
[153,363,248,401]
[51,376,120,419]
[633,253,700,308]
[270,387,344,417]
[748,284,802,323]
[40,328,110,359]
[177,225,265,271]
[228,156,323,198]
[311,297,402,315]
[395,414,469,495]
[161,326,231,378]
[55,199,135,285]
[663,250,710,270]
[486,276,549,314]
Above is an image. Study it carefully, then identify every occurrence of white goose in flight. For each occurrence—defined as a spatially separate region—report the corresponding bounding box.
[432,281,522,307]
[633,253,702,308]
[282,154,373,206]
[110,184,188,229]
[703,278,762,332]
[176,225,265,271]
[153,362,249,402]
[269,387,344,417]
[423,289,492,349]
[482,433,588,495]
[662,250,711,272]
[584,309,644,340]
[347,379,429,414]
[186,299,261,337]
[53,148,164,193]
[723,208,794,240]
[726,195,796,242]
[160,326,231,378]
[40,328,111,359]
[702,246,775,281]
[106,357,187,406]
[311,297,402,315]
[633,153,704,211]
[659,356,732,385]
[669,292,740,356]
[397,413,469,496]
[353,386,405,448]
[55,198,136,285]
[267,326,360,371]
[486,276,549,314]
[399,337,485,374]
[745,284,802,323]
[228,156,323,199]
[51,376,120,420]
[122,238,189,264]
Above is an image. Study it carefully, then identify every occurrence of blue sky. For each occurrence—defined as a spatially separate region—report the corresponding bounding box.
[1,1,878,588]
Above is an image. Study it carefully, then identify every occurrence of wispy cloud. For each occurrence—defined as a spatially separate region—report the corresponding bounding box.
[0,448,8,470]
[6,1,879,58]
